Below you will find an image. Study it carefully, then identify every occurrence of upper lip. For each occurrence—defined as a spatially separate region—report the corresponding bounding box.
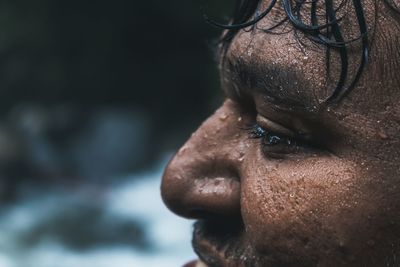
[192,219,244,267]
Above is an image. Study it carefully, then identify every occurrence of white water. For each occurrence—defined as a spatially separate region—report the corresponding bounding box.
[0,159,196,267]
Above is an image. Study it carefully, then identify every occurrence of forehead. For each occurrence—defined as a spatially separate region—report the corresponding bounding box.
[256,0,386,28]
[223,0,400,111]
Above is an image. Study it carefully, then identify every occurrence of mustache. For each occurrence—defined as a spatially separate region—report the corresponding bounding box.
[192,220,249,267]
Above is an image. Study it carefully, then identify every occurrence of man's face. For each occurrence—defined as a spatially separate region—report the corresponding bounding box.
[161,0,400,266]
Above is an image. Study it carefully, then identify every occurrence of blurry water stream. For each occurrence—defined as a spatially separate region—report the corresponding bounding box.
[0,159,195,267]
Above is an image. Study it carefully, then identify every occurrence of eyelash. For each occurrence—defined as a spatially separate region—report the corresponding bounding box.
[247,124,297,147]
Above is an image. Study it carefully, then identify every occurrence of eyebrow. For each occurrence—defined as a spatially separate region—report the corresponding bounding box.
[224,56,316,112]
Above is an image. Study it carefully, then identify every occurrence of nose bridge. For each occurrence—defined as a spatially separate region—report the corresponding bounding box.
[161,100,247,219]
[178,102,245,165]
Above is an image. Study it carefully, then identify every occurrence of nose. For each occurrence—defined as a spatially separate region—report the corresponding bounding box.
[161,100,247,219]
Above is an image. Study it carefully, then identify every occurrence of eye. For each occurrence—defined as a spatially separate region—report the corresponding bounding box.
[246,115,313,158]
[248,124,297,146]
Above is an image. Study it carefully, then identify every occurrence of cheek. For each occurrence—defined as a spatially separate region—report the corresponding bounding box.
[239,148,381,263]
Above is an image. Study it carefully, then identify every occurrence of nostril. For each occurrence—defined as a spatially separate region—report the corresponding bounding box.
[161,159,242,219]
[161,138,243,220]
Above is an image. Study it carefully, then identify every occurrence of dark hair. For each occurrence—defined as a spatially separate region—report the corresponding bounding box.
[205,0,371,102]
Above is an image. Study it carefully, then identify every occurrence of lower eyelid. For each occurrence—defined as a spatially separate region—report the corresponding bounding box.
[260,140,303,159]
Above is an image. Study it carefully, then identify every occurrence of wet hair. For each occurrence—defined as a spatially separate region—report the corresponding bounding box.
[205,0,372,102]
[385,0,400,14]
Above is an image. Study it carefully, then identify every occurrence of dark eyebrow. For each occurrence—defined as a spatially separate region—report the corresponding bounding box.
[224,56,317,112]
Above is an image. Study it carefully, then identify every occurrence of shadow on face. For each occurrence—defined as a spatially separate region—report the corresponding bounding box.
[162,0,400,266]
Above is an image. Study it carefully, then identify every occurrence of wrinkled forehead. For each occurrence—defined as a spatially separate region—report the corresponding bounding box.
[223,0,400,112]
[256,0,399,27]
[230,0,400,63]
[228,0,400,61]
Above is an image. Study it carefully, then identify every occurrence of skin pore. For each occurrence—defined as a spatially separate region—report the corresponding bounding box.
[161,0,400,266]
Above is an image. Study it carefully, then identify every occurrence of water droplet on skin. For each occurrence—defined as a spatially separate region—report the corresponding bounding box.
[238,117,242,122]
[219,113,228,121]
[178,145,188,155]
[174,174,183,180]
[195,261,208,267]
[289,193,295,198]
[378,130,388,139]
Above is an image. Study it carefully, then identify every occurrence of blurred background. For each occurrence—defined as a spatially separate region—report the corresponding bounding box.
[0,0,231,266]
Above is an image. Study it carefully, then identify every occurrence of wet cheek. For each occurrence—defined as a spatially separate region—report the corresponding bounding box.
[239,149,362,261]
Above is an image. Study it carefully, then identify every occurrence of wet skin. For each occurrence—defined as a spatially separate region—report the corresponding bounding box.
[161,0,400,266]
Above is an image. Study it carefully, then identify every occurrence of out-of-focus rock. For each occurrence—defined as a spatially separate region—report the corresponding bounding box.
[22,203,149,251]
[7,104,152,184]
[69,108,150,181]
[0,123,29,201]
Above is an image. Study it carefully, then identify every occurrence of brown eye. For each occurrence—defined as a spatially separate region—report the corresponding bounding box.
[245,114,322,158]
[247,124,300,157]
[246,118,319,158]
[248,125,293,146]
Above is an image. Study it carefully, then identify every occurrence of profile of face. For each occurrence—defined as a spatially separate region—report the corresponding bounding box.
[161,0,400,266]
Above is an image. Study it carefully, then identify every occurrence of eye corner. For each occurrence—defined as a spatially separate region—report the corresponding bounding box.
[246,124,266,139]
